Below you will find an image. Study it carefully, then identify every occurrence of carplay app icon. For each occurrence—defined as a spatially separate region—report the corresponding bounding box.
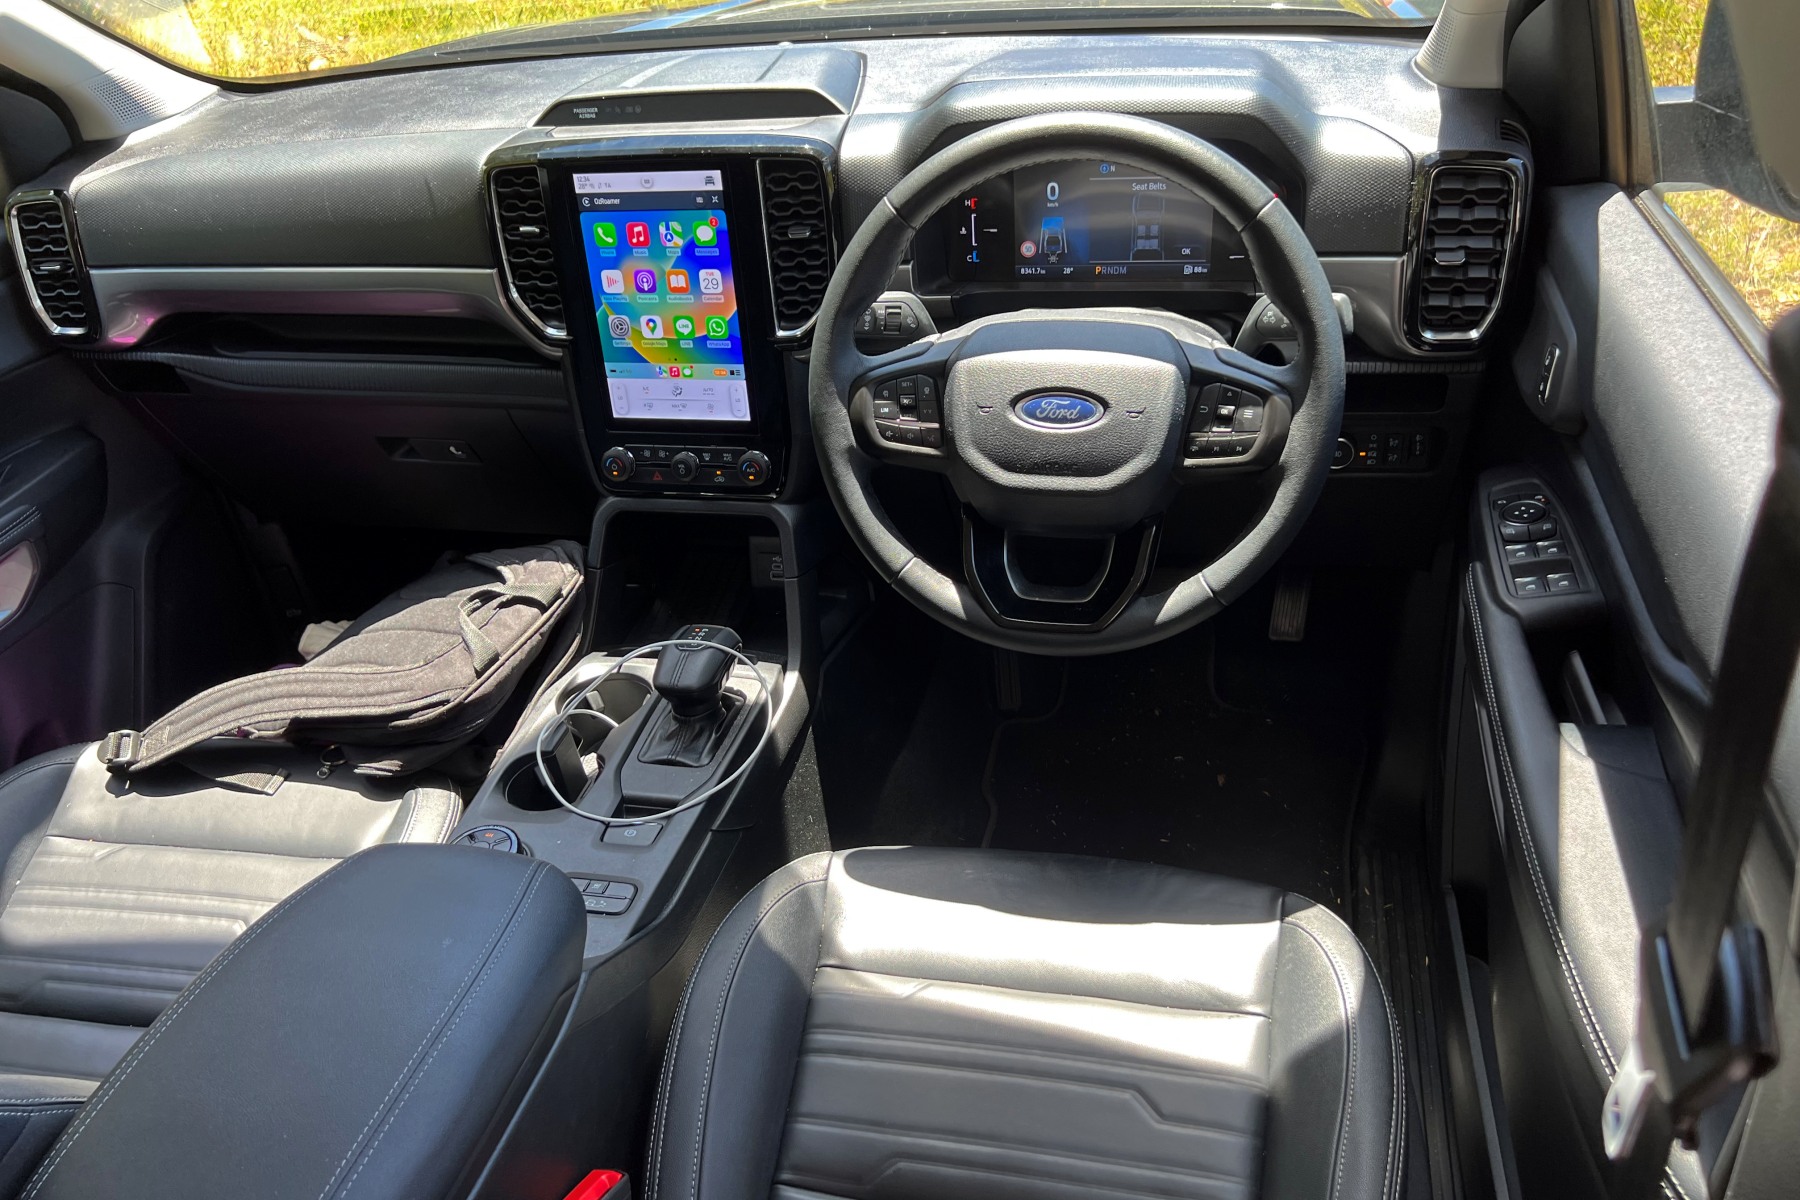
[593,222,618,250]
[607,314,631,338]
[666,269,690,294]
[672,315,696,338]
[633,269,657,293]
[694,222,717,246]
[705,315,729,339]
[698,269,722,294]
[639,315,663,338]
[626,222,650,248]
[600,269,624,294]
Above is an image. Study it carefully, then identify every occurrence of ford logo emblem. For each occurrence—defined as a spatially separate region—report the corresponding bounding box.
[1014,393,1104,429]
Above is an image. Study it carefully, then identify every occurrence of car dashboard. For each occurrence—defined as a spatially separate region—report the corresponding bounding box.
[5,30,1528,548]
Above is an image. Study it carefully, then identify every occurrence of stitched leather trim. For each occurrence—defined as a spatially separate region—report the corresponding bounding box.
[17,855,355,1198]
[1284,915,1358,1200]
[1464,568,1615,1071]
[313,862,543,1200]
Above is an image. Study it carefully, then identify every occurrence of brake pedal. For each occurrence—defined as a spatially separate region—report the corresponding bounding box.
[1268,573,1310,642]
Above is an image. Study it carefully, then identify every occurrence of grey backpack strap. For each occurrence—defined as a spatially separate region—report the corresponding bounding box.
[101,542,582,777]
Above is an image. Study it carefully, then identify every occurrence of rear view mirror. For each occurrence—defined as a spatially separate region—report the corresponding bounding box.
[1653,3,1800,223]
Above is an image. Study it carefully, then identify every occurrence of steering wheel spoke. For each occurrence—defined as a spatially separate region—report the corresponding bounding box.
[849,336,966,465]
[1174,343,1294,477]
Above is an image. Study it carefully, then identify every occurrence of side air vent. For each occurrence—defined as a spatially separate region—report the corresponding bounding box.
[1411,162,1520,346]
[7,195,97,340]
[758,158,834,338]
[488,165,567,341]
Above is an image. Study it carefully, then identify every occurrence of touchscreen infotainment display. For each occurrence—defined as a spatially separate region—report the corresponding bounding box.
[944,158,1260,285]
[574,166,750,424]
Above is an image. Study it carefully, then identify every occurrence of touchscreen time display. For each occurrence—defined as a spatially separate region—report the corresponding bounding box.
[576,166,750,424]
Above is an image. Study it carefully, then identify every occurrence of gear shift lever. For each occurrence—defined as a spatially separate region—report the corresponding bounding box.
[651,625,743,720]
[638,625,746,767]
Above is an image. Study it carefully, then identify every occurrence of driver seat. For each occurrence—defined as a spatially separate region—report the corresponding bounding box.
[650,847,1402,1200]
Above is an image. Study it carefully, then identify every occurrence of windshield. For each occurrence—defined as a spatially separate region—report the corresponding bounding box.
[51,0,1441,82]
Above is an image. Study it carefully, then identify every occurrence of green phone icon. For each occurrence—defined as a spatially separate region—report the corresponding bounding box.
[593,222,617,249]
[672,316,696,338]
[705,316,729,338]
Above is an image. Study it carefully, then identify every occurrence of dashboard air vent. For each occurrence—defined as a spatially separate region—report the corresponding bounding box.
[8,195,96,339]
[488,165,567,340]
[758,158,833,337]
[1413,164,1518,344]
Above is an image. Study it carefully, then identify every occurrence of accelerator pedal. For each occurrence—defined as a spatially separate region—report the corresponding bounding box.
[1268,573,1310,642]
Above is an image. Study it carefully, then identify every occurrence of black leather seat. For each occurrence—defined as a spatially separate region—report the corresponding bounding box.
[650,847,1402,1200]
[0,743,460,1189]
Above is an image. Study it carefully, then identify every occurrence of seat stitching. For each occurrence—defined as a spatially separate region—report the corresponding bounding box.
[0,1102,86,1110]
[18,858,352,1199]
[334,864,550,1198]
[688,870,829,1200]
[810,963,1275,1018]
[313,862,539,1200]
[649,875,752,1200]
[782,1114,1256,1182]
[1354,920,1404,1200]
[1284,914,1356,1200]
[1464,569,1614,1070]
[803,1026,1266,1089]
[0,750,84,798]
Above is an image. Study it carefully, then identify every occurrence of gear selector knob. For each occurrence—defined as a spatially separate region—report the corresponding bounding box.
[652,625,744,721]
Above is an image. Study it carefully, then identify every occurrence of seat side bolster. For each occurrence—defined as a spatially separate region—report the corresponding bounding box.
[649,851,833,1200]
[1264,898,1403,1200]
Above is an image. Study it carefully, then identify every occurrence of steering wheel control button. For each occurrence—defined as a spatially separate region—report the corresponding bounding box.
[1500,499,1547,524]
[459,825,522,853]
[600,448,634,483]
[873,400,901,420]
[603,822,662,847]
[736,452,770,486]
[1232,404,1264,433]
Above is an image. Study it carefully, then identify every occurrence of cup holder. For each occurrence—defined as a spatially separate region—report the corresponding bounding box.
[504,670,652,812]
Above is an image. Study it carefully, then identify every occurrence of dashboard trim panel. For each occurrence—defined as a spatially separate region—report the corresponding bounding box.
[85,266,557,355]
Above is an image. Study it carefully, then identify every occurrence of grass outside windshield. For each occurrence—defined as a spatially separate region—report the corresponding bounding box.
[54,0,1438,80]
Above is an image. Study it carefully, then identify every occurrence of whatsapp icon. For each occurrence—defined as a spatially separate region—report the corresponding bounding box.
[705,315,729,339]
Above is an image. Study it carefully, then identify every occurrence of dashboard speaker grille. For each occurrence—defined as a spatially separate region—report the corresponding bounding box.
[758,158,833,337]
[8,196,95,339]
[1414,164,1516,342]
[489,165,567,339]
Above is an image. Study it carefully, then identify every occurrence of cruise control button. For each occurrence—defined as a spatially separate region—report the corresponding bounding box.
[915,399,941,423]
[873,400,900,420]
[874,380,898,403]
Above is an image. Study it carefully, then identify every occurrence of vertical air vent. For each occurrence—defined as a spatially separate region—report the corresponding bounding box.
[758,158,833,337]
[1412,163,1519,345]
[488,165,567,341]
[7,195,96,339]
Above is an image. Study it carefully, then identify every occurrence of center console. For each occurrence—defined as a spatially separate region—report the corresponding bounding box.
[542,152,817,498]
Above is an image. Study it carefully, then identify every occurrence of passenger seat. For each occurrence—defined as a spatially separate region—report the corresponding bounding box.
[0,741,459,1189]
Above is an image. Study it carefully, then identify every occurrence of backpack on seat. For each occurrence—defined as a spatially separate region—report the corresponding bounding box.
[99,540,586,779]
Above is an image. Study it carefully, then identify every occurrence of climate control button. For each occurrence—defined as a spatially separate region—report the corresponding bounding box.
[737,451,770,486]
[600,447,634,483]
[670,451,699,482]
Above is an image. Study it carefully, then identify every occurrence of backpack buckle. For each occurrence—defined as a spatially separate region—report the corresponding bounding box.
[100,730,143,771]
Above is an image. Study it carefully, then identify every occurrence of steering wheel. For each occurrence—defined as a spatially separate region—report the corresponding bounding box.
[809,112,1344,654]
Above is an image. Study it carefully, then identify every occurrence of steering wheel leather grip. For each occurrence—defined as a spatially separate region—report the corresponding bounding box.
[810,112,1345,654]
